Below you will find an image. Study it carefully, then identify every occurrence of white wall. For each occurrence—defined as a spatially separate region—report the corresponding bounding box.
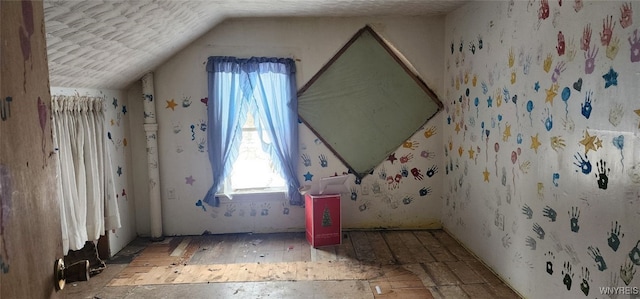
[145,16,446,236]
[50,87,137,256]
[444,1,640,298]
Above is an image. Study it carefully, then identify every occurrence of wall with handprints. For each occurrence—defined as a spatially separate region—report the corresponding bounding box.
[443,1,640,297]
[50,87,137,257]
[148,17,446,236]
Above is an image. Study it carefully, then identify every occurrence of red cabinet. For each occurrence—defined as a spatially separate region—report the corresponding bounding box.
[305,194,341,247]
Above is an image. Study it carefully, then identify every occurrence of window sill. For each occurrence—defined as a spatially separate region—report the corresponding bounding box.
[216,190,287,202]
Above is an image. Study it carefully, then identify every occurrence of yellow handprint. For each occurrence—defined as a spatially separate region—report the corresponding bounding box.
[424,126,437,139]
[464,70,469,84]
[472,74,478,87]
[511,70,517,85]
[606,36,620,60]
[519,160,531,174]
[550,136,566,151]
[495,89,503,107]
[543,53,553,73]
[455,77,460,90]
[508,47,515,68]
[403,140,420,150]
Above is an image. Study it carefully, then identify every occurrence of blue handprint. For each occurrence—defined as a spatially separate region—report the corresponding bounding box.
[525,236,537,250]
[522,204,533,219]
[350,187,358,201]
[301,154,311,167]
[419,187,432,196]
[573,152,592,174]
[319,154,328,167]
[481,81,488,95]
[543,206,557,222]
[595,159,609,190]
[401,165,409,178]
[587,246,607,271]
[426,165,438,178]
[569,207,580,233]
[581,91,593,119]
[607,221,624,252]
[533,223,546,239]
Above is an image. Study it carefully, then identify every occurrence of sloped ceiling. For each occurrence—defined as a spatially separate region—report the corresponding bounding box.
[43,0,467,90]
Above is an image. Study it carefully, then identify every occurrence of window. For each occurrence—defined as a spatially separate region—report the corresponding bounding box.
[204,56,302,206]
[226,113,286,193]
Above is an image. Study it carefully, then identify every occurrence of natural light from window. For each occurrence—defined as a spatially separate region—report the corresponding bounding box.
[228,113,286,193]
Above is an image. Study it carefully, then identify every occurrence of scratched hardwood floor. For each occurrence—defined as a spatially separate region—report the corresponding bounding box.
[65,230,521,298]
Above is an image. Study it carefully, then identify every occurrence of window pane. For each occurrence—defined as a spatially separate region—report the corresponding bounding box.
[229,115,286,191]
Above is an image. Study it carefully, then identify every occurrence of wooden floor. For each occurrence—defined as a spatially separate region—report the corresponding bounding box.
[67,230,521,299]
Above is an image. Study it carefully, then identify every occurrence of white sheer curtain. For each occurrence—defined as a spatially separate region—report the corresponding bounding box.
[51,95,120,254]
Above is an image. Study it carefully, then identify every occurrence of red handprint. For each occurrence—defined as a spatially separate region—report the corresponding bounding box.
[581,24,592,51]
[400,153,414,164]
[630,29,640,63]
[600,15,615,46]
[538,0,550,20]
[411,168,424,180]
[584,45,598,74]
[556,31,565,56]
[620,2,633,29]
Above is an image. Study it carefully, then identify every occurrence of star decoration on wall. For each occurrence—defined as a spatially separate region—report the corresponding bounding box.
[594,137,603,149]
[122,105,127,115]
[110,119,115,126]
[579,129,598,154]
[166,99,178,110]
[468,147,475,159]
[185,175,196,185]
[458,146,464,157]
[455,122,461,133]
[387,153,397,164]
[122,189,127,196]
[303,172,313,181]
[545,84,558,105]
[503,124,511,141]
[534,81,540,92]
[123,138,128,147]
[483,168,490,182]
[116,166,122,177]
[112,98,118,108]
[602,67,618,88]
[530,133,542,153]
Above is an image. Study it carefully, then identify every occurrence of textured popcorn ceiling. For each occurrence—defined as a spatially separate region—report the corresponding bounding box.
[43,0,466,89]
